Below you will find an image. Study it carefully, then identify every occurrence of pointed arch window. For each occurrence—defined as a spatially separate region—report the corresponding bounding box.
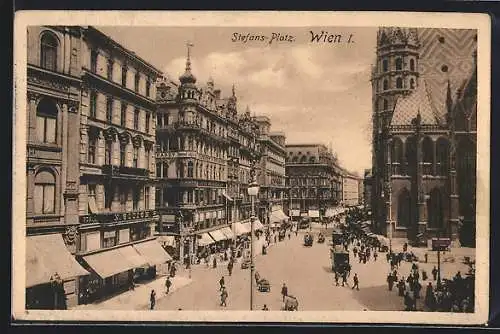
[187,161,194,178]
[397,188,411,227]
[396,77,403,89]
[162,162,169,179]
[383,99,389,110]
[391,138,404,175]
[395,58,403,71]
[382,59,388,72]
[178,161,185,178]
[34,170,56,214]
[40,32,58,71]
[132,146,139,168]
[436,138,449,176]
[383,79,389,91]
[36,98,58,144]
[422,137,434,175]
[105,140,113,165]
[120,142,126,166]
[410,59,415,71]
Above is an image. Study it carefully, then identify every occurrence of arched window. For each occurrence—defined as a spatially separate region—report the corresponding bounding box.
[410,79,415,89]
[34,170,56,214]
[40,32,58,71]
[422,137,434,175]
[383,99,389,110]
[427,188,444,228]
[397,188,411,227]
[405,136,417,176]
[382,59,388,72]
[383,80,389,91]
[292,156,299,163]
[309,157,316,163]
[391,138,404,175]
[395,58,403,71]
[36,98,58,144]
[187,161,194,178]
[162,163,168,179]
[178,161,185,178]
[300,155,307,163]
[396,77,403,89]
[410,59,415,71]
[436,138,449,176]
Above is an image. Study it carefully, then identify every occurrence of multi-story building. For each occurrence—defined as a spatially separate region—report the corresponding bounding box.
[254,116,288,225]
[285,144,342,221]
[26,26,89,309]
[75,26,166,303]
[154,47,263,262]
[370,27,477,246]
[363,168,373,211]
[341,172,360,207]
[358,178,364,206]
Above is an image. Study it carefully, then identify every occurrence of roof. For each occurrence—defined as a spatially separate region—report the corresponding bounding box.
[391,80,439,127]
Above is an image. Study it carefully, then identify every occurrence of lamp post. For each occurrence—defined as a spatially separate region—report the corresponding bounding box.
[247,167,259,311]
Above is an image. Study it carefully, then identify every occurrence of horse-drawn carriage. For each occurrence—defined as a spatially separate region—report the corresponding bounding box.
[304,234,313,247]
[282,295,299,311]
[331,245,350,274]
[257,278,271,292]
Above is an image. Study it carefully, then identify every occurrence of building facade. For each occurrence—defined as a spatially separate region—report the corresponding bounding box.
[285,144,342,220]
[154,48,263,261]
[26,26,87,309]
[363,168,373,211]
[341,172,360,207]
[75,27,165,303]
[370,28,477,246]
[254,116,287,225]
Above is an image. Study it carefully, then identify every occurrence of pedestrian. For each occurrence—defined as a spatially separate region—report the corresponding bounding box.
[387,273,394,291]
[334,271,339,286]
[352,273,359,290]
[374,251,378,261]
[219,276,225,291]
[220,287,228,307]
[425,282,435,311]
[165,276,172,294]
[432,266,438,281]
[150,289,156,310]
[295,229,298,236]
[288,232,291,240]
[213,256,217,269]
[281,283,288,302]
[262,304,269,311]
[341,271,348,287]
[398,278,405,296]
[227,262,233,276]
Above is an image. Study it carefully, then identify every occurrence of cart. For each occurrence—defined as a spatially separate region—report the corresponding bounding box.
[282,295,299,311]
[304,234,313,247]
[257,278,271,292]
[241,258,251,269]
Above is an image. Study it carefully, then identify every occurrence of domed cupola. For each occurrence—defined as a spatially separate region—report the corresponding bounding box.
[179,42,197,85]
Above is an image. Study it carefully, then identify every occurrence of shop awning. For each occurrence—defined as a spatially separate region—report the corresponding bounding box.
[240,222,252,233]
[157,235,176,247]
[270,209,288,223]
[220,226,235,240]
[209,229,227,242]
[233,222,250,236]
[133,239,173,265]
[82,248,136,279]
[118,246,149,268]
[26,234,89,288]
[198,233,215,246]
[308,210,320,218]
[253,219,264,230]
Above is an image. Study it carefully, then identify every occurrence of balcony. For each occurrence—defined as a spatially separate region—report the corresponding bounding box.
[156,151,197,160]
[79,209,159,225]
[102,165,150,178]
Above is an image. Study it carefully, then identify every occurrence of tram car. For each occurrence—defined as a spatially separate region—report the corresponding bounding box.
[330,245,350,273]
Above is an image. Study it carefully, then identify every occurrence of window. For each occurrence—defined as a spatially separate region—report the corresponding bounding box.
[120,102,127,127]
[187,161,194,178]
[410,79,415,89]
[144,187,150,210]
[382,59,388,72]
[145,146,151,170]
[36,99,58,144]
[157,114,163,128]
[396,77,403,89]
[146,76,151,96]
[383,80,388,91]
[102,231,117,248]
[88,135,97,164]
[156,162,162,178]
[133,188,140,211]
[34,170,56,214]
[105,140,112,165]
[134,109,140,130]
[104,184,113,210]
[120,143,126,166]
[90,91,97,118]
[145,112,150,133]
[134,73,140,92]
[163,163,168,179]
[410,59,415,71]
[106,97,113,123]
[90,50,98,73]
[119,187,127,211]
[383,99,388,110]
[121,66,127,86]
[133,146,138,168]
[41,32,58,71]
[107,59,113,80]
[395,58,403,71]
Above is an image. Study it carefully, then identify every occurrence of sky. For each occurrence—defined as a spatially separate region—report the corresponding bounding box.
[98,26,378,175]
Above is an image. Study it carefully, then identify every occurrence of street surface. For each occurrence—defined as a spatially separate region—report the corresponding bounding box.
[153,223,413,311]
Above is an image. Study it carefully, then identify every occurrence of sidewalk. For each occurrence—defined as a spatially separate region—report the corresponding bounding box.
[72,275,193,310]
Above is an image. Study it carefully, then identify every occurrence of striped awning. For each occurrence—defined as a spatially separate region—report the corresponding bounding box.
[198,233,215,246]
[209,229,227,242]
[220,226,235,239]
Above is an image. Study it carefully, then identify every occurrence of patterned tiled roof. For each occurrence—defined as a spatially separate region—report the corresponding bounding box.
[391,81,438,126]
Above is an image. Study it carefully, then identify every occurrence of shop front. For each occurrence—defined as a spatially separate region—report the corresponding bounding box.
[133,238,173,277]
[26,234,89,309]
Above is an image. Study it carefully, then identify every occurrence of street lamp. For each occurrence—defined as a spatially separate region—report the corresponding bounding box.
[248,178,259,311]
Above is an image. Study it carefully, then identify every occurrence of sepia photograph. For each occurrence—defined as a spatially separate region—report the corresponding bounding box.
[12,11,490,324]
